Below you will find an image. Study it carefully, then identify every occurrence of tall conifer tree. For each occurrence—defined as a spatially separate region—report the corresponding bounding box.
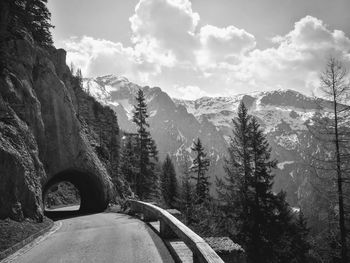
[217,103,311,263]
[178,153,194,224]
[161,154,178,207]
[132,89,158,199]
[5,0,53,46]
[23,0,53,46]
[119,134,138,192]
[216,102,252,239]
[191,138,210,203]
[248,117,278,262]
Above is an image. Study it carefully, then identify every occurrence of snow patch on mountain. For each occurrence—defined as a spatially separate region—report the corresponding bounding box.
[277,161,295,170]
[83,74,335,205]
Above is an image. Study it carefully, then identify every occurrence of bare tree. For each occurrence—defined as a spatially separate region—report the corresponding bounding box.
[307,57,350,263]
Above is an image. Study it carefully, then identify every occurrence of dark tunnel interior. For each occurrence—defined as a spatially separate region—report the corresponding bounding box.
[42,169,108,218]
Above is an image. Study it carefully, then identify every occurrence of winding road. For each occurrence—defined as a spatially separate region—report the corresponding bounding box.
[5,206,174,263]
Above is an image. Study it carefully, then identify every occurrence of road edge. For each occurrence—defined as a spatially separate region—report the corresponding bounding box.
[0,220,54,261]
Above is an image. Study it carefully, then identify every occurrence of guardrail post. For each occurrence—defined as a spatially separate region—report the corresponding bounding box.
[193,251,204,263]
[142,208,158,222]
[128,200,137,214]
[160,218,178,239]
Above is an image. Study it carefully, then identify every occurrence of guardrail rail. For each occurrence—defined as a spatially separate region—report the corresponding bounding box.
[127,199,225,263]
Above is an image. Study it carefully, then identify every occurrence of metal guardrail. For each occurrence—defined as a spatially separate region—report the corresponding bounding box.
[127,199,224,263]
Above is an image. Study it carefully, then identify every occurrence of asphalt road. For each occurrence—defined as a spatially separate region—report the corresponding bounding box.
[7,207,174,263]
[45,205,81,211]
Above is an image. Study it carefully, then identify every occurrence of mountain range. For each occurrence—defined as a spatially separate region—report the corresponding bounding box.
[83,75,330,206]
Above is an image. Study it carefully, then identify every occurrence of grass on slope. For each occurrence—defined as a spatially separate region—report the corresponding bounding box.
[0,217,52,252]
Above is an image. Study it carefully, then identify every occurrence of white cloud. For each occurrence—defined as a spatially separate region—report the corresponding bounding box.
[130,0,199,64]
[285,16,350,51]
[62,36,160,83]
[232,15,350,95]
[62,1,350,98]
[170,85,211,100]
[196,25,256,66]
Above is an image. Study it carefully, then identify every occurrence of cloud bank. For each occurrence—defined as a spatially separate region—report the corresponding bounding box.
[62,0,350,99]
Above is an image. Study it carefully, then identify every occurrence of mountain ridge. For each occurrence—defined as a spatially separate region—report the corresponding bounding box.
[83,74,332,205]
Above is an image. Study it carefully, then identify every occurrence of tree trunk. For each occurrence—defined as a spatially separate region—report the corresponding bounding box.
[333,84,348,263]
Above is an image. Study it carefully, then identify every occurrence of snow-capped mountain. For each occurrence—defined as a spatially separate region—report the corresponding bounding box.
[83,75,331,205]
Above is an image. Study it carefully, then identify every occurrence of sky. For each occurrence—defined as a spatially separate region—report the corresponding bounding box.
[48,0,350,99]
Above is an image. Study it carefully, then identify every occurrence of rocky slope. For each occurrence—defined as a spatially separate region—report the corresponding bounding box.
[0,36,124,220]
[83,75,332,205]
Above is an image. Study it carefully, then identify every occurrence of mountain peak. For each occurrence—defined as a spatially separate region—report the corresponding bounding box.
[95,74,130,85]
[259,89,316,109]
[81,75,335,207]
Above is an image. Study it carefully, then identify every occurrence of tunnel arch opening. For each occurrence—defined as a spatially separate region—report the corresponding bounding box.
[43,169,108,216]
[44,181,81,211]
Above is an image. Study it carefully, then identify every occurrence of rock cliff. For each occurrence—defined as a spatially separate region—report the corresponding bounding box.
[0,36,123,221]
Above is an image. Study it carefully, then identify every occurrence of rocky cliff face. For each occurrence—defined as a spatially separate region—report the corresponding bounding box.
[0,37,122,220]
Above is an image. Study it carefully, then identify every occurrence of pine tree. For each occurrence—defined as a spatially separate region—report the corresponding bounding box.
[109,126,120,178]
[119,134,138,193]
[248,117,278,263]
[76,68,83,87]
[177,153,194,224]
[72,68,83,118]
[216,102,252,239]
[23,0,53,46]
[69,62,75,75]
[161,154,178,207]
[0,0,53,69]
[5,0,54,46]
[132,89,159,199]
[217,103,311,263]
[291,212,311,263]
[190,138,210,203]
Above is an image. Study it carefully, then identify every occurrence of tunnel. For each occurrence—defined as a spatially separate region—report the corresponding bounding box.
[43,169,109,215]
